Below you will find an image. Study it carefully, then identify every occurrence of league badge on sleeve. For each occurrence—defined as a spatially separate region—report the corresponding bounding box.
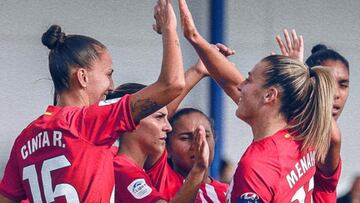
[127,178,152,199]
[236,192,263,203]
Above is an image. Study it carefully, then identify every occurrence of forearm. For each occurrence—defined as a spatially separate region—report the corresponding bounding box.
[167,65,205,117]
[188,34,244,103]
[317,142,341,176]
[317,121,342,176]
[169,167,205,203]
[158,28,185,90]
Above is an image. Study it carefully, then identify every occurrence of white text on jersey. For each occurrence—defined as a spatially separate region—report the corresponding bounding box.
[286,151,316,188]
[21,130,66,160]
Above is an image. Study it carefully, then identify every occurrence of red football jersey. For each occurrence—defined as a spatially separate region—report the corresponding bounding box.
[312,160,342,202]
[0,95,135,202]
[113,154,164,203]
[227,129,316,203]
[147,150,228,202]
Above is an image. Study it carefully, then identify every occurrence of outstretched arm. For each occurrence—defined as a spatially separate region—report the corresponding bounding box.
[144,43,235,170]
[130,0,185,123]
[166,59,208,118]
[312,119,342,202]
[167,43,236,118]
[177,0,244,104]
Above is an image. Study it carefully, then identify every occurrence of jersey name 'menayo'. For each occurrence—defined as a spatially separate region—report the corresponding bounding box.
[286,151,316,188]
[20,130,66,160]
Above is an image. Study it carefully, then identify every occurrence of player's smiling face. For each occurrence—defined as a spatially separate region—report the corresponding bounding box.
[84,49,114,105]
[135,107,171,155]
[167,112,215,177]
[236,61,268,123]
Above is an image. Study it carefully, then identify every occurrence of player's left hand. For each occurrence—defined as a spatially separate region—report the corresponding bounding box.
[275,29,304,62]
[193,43,236,77]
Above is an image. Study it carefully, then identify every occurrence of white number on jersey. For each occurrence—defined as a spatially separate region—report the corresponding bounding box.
[291,176,314,203]
[22,155,80,202]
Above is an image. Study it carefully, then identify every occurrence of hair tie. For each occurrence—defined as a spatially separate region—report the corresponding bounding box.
[58,32,66,44]
[309,68,316,78]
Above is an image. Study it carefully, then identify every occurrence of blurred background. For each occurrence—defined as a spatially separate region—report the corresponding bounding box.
[0,0,359,197]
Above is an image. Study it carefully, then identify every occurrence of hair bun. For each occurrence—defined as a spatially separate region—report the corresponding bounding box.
[311,44,328,54]
[41,25,66,50]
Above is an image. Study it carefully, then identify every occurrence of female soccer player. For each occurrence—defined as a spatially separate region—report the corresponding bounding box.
[146,107,228,202]
[276,32,350,201]
[0,0,185,202]
[177,0,336,202]
[307,44,349,202]
[109,83,209,203]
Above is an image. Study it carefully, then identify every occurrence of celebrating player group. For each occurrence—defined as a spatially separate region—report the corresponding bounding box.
[0,0,350,202]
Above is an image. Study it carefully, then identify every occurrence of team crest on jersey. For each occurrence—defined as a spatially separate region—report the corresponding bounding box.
[99,98,121,106]
[236,192,262,203]
[127,178,152,199]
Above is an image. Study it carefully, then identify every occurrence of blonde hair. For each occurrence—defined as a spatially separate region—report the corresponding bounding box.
[262,55,335,163]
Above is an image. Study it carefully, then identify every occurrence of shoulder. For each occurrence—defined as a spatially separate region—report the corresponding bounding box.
[210,179,229,191]
[114,155,145,178]
[234,138,282,188]
[239,138,279,170]
[146,149,168,173]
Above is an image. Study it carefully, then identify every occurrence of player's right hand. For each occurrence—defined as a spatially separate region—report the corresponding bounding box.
[193,125,209,171]
[153,0,177,34]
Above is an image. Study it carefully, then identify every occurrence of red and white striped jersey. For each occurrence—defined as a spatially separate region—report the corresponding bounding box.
[147,150,228,202]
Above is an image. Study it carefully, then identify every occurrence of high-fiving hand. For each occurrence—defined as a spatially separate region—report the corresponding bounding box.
[153,0,177,34]
[276,29,304,62]
[178,0,199,40]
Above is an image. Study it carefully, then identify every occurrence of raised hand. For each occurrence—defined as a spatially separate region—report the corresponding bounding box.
[177,0,244,104]
[214,43,236,57]
[153,0,177,34]
[178,0,199,40]
[194,44,236,77]
[276,29,304,62]
[192,125,210,171]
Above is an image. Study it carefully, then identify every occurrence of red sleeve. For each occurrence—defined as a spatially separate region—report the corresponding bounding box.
[229,154,280,203]
[114,160,164,202]
[146,150,183,200]
[0,142,26,201]
[312,160,342,202]
[73,94,136,145]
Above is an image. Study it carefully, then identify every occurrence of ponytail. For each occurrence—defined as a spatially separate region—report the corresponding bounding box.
[291,66,335,163]
[262,55,336,163]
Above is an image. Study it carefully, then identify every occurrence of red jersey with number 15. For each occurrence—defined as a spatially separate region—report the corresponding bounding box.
[0,95,136,203]
[227,129,316,203]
